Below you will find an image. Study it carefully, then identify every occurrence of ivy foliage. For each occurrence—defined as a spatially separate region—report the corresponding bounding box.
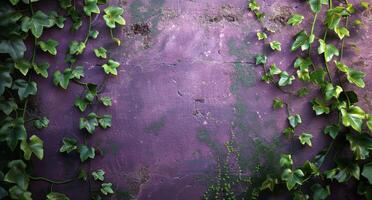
[0,0,125,199]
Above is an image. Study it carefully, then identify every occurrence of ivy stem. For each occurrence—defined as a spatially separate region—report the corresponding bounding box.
[109,28,115,40]
[29,2,37,64]
[22,99,28,119]
[29,176,75,184]
[308,13,318,57]
[84,15,92,44]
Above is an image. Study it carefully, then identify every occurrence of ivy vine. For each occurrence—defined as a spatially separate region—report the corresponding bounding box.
[0,0,125,199]
[249,0,372,199]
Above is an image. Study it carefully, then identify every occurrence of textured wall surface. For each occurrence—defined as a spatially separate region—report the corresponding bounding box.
[29,0,371,199]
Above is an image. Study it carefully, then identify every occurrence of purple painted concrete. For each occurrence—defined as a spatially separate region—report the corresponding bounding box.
[29,0,371,199]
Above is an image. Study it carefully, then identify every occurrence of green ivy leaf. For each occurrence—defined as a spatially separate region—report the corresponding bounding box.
[59,0,72,9]
[288,114,302,128]
[4,160,29,190]
[9,185,32,200]
[84,0,100,16]
[53,68,74,89]
[341,105,365,132]
[59,137,78,153]
[255,54,267,65]
[47,192,70,200]
[310,69,326,85]
[270,41,281,51]
[311,98,330,115]
[299,132,313,147]
[324,124,340,139]
[78,169,88,181]
[0,68,13,95]
[278,72,295,87]
[325,6,349,30]
[308,0,328,13]
[102,59,120,75]
[20,135,44,160]
[323,83,342,101]
[273,97,283,109]
[281,168,304,190]
[334,27,350,39]
[12,79,37,100]
[248,0,260,11]
[291,30,314,51]
[0,118,27,151]
[15,59,32,76]
[0,97,18,115]
[74,98,89,112]
[293,192,309,200]
[294,57,312,70]
[283,127,294,137]
[362,162,372,184]
[85,83,97,102]
[317,39,339,62]
[79,145,95,162]
[100,183,114,195]
[346,134,372,160]
[80,112,98,134]
[21,10,51,38]
[297,88,309,97]
[326,161,360,183]
[347,68,365,88]
[269,64,282,75]
[280,154,293,168]
[311,184,330,200]
[260,176,278,191]
[367,114,372,132]
[9,0,20,5]
[256,32,267,40]
[103,6,125,29]
[303,161,320,176]
[92,169,105,181]
[33,62,50,78]
[100,96,112,107]
[94,47,107,59]
[48,11,66,29]
[287,14,304,26]
[33,117,49,129]
[38,39,59,55]
[69,41,86,55]
[0,39,27,60]
[98,115,112,129]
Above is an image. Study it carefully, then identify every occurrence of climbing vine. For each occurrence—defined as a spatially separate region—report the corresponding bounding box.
[249,0,372,199]
[0,0,125,199]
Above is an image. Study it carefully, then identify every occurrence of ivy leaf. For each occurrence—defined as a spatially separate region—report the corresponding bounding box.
[72,66,84,79]
[48,11,66,29]
[334,27,349,39]
[103,6,126,29]
[367,114,372,132]
[288,114,302,128]
[287,14,304,26]
[47,192,70,200]
[260,176,278,191]
[53,68,73,89]
[84,0,100,16]
[80,112,98,134]
[346,68,365,88]
[325,6,349,30]
[256,32,267,40]
[20,135,44,160]
[248,0,260,11]
[0,118,27,151]
[299,132,313,147]
[311,98,330,115]
[94,47,107,59]
[33,62,50,78]
[100,183,114,195]
[15,59,32,76]
[303,161,320,176]
[79,145,95,162]
[323,83,342,101]
[278,72,295,87]
[283,127,294,137]
[308,0,328,13]
[341,105,365,132]
[317,39,339,62]
[78,169,88,181]
[100,96,112,107]
[85,83,97,102]
[311,184,330,200]
[9,0,20,5]
[102,59,120,75]
[346,134,372,160]
[273,97,283,109]
[33,117,49,129]
[74,98,89,112]
[255,54,267,65]
[59,0,72,9]
[362,162,372,184]
[69,41,86,55]
[270,41,281,51]
[291,30,314,51]
[326,161,360,182]
[310,69,326,85]
[12,79,37,100]
[269,64,282,75]
[21,10,51,38]
[293,192,309,200]
[92,169,105,181]
[0,69,12,96]
[0,98,18,115]
[98,115,112,129]
[9,185,32,200]
[38,39,59,55]
[280,154,293,168]
[281,168,304,190]
[294,57,312,70]
[324,124,340,139]
[297,88,309,97]
[89,30,99,39]
[59,137,78,153]
[2,32,26,58]
[4,160,29,190]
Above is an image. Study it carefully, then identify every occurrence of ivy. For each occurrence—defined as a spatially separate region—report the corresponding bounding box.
[287,14,304,26]
[38,39,59,55]
[299,132,313,147]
